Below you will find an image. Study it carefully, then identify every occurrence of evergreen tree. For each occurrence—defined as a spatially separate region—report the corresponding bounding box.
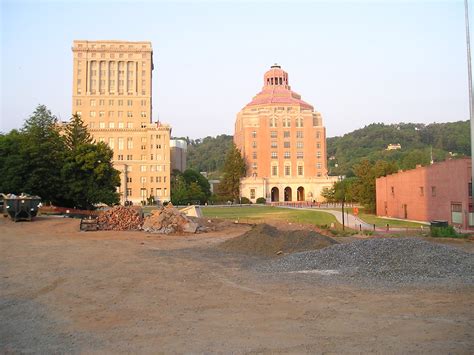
[219,143,246,201]
[64,113,92,150]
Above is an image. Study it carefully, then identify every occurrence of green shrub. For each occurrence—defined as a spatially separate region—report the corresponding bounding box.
[430,226,462,238]
[240,197,252,204]
[256,197,266,204]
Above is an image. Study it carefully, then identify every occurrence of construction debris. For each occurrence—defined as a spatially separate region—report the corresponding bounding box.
[142,205,200,234]
[97,206,143,231]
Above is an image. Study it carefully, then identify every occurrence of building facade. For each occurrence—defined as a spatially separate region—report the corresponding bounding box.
[72,40,171,204]
[234,64,336,203]
[170,139,187,172]
[376,158,473,230]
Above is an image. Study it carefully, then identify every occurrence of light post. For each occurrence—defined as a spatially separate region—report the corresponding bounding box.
[338,175,345,231]
[464,0,474,199]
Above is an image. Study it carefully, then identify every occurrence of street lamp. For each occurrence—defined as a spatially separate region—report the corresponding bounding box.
[338,175,345,231]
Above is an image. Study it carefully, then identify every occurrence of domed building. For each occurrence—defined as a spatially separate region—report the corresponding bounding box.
[234,64,336,203]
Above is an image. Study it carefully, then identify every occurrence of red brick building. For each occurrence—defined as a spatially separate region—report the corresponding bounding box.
[376,158,472,229]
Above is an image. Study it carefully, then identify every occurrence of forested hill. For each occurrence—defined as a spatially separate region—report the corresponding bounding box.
[175,135,233,178]
[327,121,469,176]
[178,120,469,178]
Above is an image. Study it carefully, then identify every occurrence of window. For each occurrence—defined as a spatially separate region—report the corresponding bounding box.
[250,189,256,199]
[296,117,303,127]
[317,172,322,177]
[127,111,133,118]
[283,131,290,138]
[284,152,290,159]
[76,111,82,117]
[90,99,96,107]
[140,165,147,172]
[316,132,321,139]
[252,141,257,148]
[317,151,321,158]
[271,152,277,159]
[298,165,304,176]
[252,162,257,169]
[109,99,114,105]
[270,117,277,127]
[391,186,395,195]
[141,99,146,106]
[316,162,322,169]
[285,165,291,176]
[118,100,123,106]
[127,100,133,106]
[296,131,303,138]
[90,111,96,118]
[99,111,105,117]
[76,99,82,106]
[270,131,277,138]
[118,138,124,150]
[141,112,147,118]
[283,118,290,127]
[316,143,321,149]
[127,137,133,149]
[252,152,257,159]
[271,141,277,148]
[118,121,124,128]
[126,188,132,197]
[272,166,278,176]
[89,122,95,129]
[431,186,436,197]
[297,152,304,159]
[126,155,132,160]
[284,141,290,148]
[127,122,133,129]
[419,187,424,196]
[140,176,146,183]
[108,138,114,149]
[118,111,123,118]
[118,154,123,160]
[297,141,304,149]
[99,99,105,106]
[451,203,463,224]
[98,137,105,143]
[99,122,105,128]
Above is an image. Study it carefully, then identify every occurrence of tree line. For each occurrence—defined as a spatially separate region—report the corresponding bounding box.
[0,105,120,209]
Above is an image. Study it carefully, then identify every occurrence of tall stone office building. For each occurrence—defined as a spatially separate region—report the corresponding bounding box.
[72,40,171,204]
[234,65,336,203]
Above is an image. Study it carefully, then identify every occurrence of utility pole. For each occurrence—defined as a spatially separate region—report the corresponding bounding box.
[465,0,474,198]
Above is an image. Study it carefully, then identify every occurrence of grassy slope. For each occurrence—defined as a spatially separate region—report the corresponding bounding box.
[202,206,340,228]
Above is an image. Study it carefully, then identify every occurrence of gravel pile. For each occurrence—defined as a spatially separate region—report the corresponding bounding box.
[257,238,474,285]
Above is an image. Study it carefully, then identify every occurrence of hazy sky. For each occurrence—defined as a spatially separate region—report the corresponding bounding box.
[0,0,470,139]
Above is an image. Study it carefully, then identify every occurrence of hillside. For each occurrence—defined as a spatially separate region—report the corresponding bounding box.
[327,121,469,176]
[177,121,469,177]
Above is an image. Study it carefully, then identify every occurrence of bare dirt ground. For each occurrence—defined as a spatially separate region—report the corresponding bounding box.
[1,216,473,354]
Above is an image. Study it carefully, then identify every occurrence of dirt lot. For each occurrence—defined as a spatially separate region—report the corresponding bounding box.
[1,216,473,354]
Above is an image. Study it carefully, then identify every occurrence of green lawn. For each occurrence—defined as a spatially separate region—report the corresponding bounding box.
[202,206,340,228]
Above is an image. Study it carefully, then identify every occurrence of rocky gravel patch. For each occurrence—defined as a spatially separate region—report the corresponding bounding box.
[256,238,474,285]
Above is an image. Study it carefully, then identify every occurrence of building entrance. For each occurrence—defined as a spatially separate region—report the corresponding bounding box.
[284,187,292,202]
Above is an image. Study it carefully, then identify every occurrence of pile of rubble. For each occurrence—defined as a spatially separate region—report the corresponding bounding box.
[97,206,143,231]
[142,205,200,234]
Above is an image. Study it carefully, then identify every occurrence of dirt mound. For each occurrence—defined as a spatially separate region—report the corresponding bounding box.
[218,223,338,257]
[98,206,143,231]
[143,205,200,234]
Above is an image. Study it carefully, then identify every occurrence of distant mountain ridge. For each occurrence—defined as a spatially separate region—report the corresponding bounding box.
[177,120,470,177]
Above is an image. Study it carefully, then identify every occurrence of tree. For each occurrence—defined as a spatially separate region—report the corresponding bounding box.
[170,169,210,205]
[352,159,398,212]
[17,105,67,204]
[170,175,189,205]
[64,113,92,150]
[61,142,120,209]
[219,143,246,201]
[182,169,211,199]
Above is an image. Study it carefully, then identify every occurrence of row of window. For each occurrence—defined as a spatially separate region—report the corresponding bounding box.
[86,111,147,118]
[87,121,149,129]
[85,69,147,77]
[269,117,304,127]
[265,131,322,139]
[391,186,438,197]
[115,153,165,161]
[76,99,147,107]
[77,52,149,59]
[260,151,322,159]
[125,187,168,198]
[105,138,166,152]
[250,163,323,174]
[126,176,168,184]
[76,89,146,95]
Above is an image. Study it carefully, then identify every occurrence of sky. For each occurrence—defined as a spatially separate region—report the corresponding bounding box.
[0,0,470,139]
